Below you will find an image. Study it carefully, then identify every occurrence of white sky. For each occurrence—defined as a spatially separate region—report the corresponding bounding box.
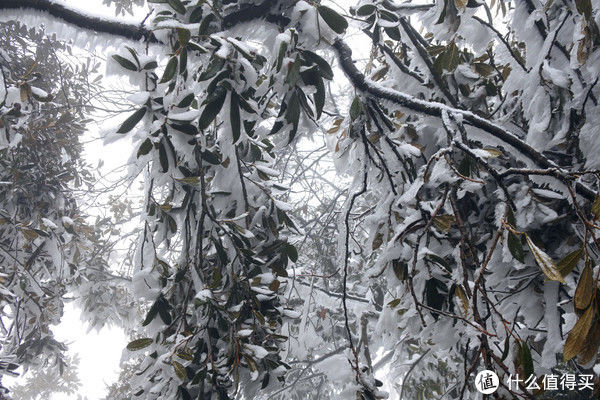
[50,2,141,399]
[52,304,127,400]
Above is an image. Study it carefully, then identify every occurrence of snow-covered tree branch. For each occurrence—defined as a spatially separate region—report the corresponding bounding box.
[1,0,600,399]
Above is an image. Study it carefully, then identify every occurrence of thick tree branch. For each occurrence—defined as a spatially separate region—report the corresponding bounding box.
[0,0,158,42]
[221,0,290,29]
[332,39,597,201]
[381,1,434,13]
[6,0,596,204]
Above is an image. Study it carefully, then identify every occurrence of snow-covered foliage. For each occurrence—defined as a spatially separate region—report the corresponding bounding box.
[4,0,600,398]
[0,21,132,394]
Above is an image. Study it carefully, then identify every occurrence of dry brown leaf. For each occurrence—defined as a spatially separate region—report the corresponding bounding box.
[574,263,594,310]
[564,306,594,361]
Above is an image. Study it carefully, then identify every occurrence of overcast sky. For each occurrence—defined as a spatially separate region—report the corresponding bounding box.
[51,2,141,399]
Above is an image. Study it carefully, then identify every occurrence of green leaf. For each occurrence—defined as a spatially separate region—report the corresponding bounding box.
[143,60,158,70]
[177,28,191,46]
[285,57,301,86]
[198,13,216,36]
[508,232,524,263]
[199,86,227,130]
[446,42,460,72]
[112,54,138,71]
[177,349,194,361]
[317,5,348,34]
[189,6,203,23]
[392,260,408,281]
[177,93,195,108]
[199,57,226,81]
[435,42,460,73]
[261,373,270,389]
[137,138,153,158]
[473,62,494,77]
[284,91,301,126]
[356,4,376,16]
[230,92,241,143]
[350,96,362,120]
[160,57,178,83]
[125,46,140,67]
[426,253,451,272]
[379,9,398,22]
[179,47,188,74]
[158,298,172,325]
[170,123,198,135]
[142,301,159,326]
[302,50,334,80]
[436,0,448,23]
[237,95,256,114]
[167,0,186,14]
[158,142,169,172]
[201,150,221,165]
[384,26,401,41]
[519,341,534,380]
[284,243,298,263]
[117,108,146,134]
[314,75,325,119]
[276,42,288,72]
[127,338,153,351]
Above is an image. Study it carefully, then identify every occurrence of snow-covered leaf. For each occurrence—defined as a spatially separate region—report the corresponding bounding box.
[525,235,565,283]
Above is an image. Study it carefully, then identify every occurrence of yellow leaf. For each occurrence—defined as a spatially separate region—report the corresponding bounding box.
[327,118,344,134]
[525,235,565,283]
[368,133,381,143]
[177,176,200,185]
[126,338,153,351]
[574,262,594,310]
[557,246,584,277]
[578,318,600,364]
[455,0,467,9]
[455,285,469,314]
[173,360,187,381]
[21,227,38,241]
[372,232,384,250]
[433,214,455,233]
[482,147,502,158]
[564,306,594,361]
[268,280,280,292]
[593,194,600,219]
[20,83,31,102]
[393,110,404,119]
[176,349,194,361]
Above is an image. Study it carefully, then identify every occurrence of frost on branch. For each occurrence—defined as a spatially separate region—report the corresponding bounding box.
[5,0,600,398]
